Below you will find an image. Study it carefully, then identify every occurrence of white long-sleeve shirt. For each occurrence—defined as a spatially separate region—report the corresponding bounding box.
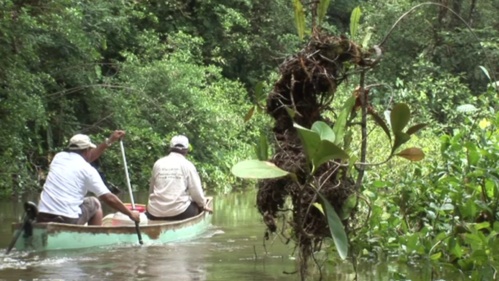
[147,152,206,217]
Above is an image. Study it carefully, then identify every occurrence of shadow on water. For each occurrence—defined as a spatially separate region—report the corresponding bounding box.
[0,190,466,281]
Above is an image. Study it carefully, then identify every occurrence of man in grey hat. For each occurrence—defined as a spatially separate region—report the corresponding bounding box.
[37,130,140,225]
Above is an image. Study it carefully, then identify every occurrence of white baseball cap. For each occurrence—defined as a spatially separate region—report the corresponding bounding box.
[170,135,189,150]
[68,134,97,150]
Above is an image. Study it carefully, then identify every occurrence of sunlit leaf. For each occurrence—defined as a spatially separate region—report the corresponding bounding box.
[317,0,331,25]
[430,252,442,260]
[317,192,349,260]
[395,147,424,161]
[479,65,491,81]
[390,103,410,132]
[333,96,356,146]
[456,104,477,113]
[361,27,373,48]
[312,121,335,143]
[244,106,255,122]
[406,123,427,135]
[231,160,289,179]
[479,118,491,129]
[349,6,362,38]
[313,202,324,215]
[293,0,306,40]
[369,110,391,141]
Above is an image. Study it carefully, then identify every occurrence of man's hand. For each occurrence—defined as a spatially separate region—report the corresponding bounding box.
[203,206,213,214]
[128,210,141,223]
[108,130,126,144]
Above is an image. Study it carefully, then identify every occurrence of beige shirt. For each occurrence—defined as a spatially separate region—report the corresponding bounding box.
[147,152,206,217]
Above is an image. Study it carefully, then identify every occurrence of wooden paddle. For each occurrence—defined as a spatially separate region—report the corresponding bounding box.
[5,201,38,254]
[119,139,143,245]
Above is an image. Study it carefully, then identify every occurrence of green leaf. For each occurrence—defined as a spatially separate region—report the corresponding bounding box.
[231,160,289,179]
[349,7,362,38]
[479,65,491,81]
[254,81,265,102]
[430,252,442,260]
[313,202,324,215]
[311,121,335,143]
[293,0,306,40]
[361,27,373,48]
[369,110,391,141]
[332,96,356,146]
[317,192,349,260]
[244,106,255,122]
[254,132,269,160]
[406,123,427,135]
[294,123,321,165]
[390,103,410,133]
[314,140,350,170]
[391,131,410,154]
[456,104,478,113]
[284,106,296,118]
[395,147,425,161]
[340,194,357,220]
[317,0,331,25]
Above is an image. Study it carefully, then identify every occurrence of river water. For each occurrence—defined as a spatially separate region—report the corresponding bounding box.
[0,190,465,281]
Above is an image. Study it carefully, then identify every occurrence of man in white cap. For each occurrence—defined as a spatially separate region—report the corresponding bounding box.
[37,130,140,225]
[146,135,212,220]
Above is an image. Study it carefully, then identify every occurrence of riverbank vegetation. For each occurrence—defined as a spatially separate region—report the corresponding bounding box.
[1,0,499,280]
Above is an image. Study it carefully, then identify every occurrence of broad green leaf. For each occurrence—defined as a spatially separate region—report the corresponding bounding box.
[244,106,255,122]
[390,103,410,132]
[349,7,362,38]
[317,0,331,25]
[406,123,427,135]
[314,140,349,170]
[369,110,391,141]
[293,0,306,40]
[312,121,335,143]
[317,192,349,260]
[294,123,321,165]
[332,96,356,146]
[231,160,289,179]
[391,131,410,154]
[395,147,425,161]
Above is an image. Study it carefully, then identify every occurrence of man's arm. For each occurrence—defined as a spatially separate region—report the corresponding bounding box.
[87,130,126,163]
[99,193,140,222]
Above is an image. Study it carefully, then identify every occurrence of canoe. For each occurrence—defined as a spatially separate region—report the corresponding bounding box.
[10,197,213,252]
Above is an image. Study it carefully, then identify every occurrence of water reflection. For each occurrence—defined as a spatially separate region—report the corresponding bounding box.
[0,190,467,281]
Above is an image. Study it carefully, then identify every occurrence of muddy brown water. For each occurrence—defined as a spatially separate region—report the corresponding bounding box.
[0,190,465,281]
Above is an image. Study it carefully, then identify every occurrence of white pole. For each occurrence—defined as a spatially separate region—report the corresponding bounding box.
[120,140,136,209]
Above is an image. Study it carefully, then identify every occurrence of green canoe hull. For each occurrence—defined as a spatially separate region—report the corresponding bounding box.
[11,198,213,252]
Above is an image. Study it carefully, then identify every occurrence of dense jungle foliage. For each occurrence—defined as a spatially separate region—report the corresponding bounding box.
[1,0,499,279]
